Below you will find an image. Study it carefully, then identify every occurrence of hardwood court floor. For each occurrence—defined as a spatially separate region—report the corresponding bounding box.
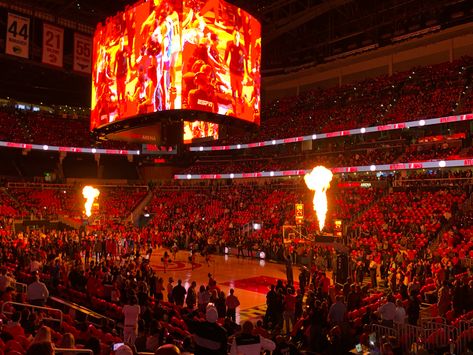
[149,249,301,323]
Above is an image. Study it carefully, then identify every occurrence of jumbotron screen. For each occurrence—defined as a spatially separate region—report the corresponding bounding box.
[91,0,262,134]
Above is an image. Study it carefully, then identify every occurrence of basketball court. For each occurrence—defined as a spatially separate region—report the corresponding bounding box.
[149,249,302,323]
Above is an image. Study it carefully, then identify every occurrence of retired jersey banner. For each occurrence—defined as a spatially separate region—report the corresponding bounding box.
[42,23,64,67]
[295,203,304,225]
[6,13,30,58]
[73,32,92,73]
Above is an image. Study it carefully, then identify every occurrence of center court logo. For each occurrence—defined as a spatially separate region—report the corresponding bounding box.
[152,260,202,272]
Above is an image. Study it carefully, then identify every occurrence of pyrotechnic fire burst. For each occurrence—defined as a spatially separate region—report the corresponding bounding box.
[304,166,333,231]
[82,186,100,217]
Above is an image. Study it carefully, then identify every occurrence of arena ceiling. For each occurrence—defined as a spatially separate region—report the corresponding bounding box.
[12,0,473,72]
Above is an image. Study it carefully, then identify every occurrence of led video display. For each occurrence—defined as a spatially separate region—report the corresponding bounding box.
[183,121,218,143]
[91,0,261,131]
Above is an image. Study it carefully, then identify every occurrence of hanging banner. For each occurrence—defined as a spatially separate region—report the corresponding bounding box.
[6,13,30,58]
[73,32,92,73]
[42,23,64,67]
[295,203,304,225]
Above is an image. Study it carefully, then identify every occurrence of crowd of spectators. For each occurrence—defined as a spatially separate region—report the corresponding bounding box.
[1,185,148,224]
[0,107,139,150]
[0,177,470,354]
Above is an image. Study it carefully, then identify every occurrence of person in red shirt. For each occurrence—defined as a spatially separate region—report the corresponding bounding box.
[320,272,330,297]
[283,288,297,335]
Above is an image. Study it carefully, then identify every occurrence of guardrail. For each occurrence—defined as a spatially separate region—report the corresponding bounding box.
[49,296,116,328]
[397,323,424,353]
[371,321,463,354]
[456,320,473,354]
[55,349,93,354]
[1,301,63,324]
[423,321,457,351]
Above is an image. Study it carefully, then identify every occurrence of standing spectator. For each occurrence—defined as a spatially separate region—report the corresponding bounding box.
[172,279,187,307]
[283,288,296,335]
[215,291,226,319]
[393,299,406,325]
[167,277,174,303]
[27,274,49,306]
[346,284,361,311]
[156,277,165,301]
[285,255,294,286]
[377,294,396,327]
[198,285,210,313]
[123,295,140,345]
[355,261,364,284]
[186,281,197,309]
[230,320,275,355]
[226,288,240,323]
[327,295,347,326]
[407,294,420,326]
[369,258,378,288]
[299,267,309,294]
[264,284,277,327]
[437,282,451,317]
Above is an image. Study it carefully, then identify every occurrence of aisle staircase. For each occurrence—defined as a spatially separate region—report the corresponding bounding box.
[126,189,154,225]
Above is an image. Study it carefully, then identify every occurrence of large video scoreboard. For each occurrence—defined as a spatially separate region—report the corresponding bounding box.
[91,0,261,143]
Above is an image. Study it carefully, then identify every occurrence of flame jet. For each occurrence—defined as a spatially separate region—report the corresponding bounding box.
[82,186,100,217]
[304,166,333,231]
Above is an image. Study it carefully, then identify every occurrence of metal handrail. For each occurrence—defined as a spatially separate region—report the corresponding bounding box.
[49,296,116,327]
[1,301,63,324]
[54,349,93,354]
